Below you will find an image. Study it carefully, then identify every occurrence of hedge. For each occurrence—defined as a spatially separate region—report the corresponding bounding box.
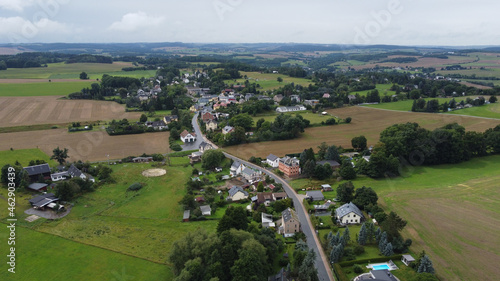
[338,254,403,267]
[333,263,350,281]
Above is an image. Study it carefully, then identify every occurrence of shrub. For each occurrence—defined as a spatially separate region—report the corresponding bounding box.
[353,264,364,274]
[171,143,182,151]
[128,182,143,191]
[353,244,365,255]
[345,117,352,123]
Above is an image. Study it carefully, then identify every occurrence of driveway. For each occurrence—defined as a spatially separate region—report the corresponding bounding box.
[24,206,72,219]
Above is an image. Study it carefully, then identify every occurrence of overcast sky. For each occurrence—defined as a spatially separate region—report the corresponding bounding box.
[0,0,498,46]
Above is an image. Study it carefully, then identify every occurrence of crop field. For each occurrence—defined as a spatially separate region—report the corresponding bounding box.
[225,71,312,91]
[0,62,135,79]
[224,106,500,159]
[0,81,96,97]
[0,96,140,127]
[0,148,57,168]
[0,163,215,280]
[0,129,170,162]
[340,155,500,281]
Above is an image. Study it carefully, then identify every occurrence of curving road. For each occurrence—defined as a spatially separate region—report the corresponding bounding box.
[192,114,334,281]
[181,112,203,151]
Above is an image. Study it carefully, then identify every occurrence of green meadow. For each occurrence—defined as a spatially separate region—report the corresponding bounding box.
[250,111,341,126]
[446,102,500,119]
[362,96,482,112]
[0,81,95,96]
[350,83,397,97]
[0,148,57,168]
[225,71,312,91]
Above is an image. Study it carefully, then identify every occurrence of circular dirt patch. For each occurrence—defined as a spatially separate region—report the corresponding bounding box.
[142,168,167,177]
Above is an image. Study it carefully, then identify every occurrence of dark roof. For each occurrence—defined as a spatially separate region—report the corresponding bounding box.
[335,202,364,219]
[282,208,298,223]
[370,270,398,281]
[306,190,324,201]
[28,183,48,191]
[199,142,212,150]
[29,193,59,208]
[23,163,51,176]
[228,186,248,197]
[267,154,279,161]
[257,192,273,204]
[317,160,341,167]
[231,160,242,169]
[67,164,82,178]
[279,156,299,167]
[242,167,255,176]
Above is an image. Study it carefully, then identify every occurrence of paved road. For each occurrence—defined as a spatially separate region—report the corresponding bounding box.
[192,115,334,281]
[181,112,203,151]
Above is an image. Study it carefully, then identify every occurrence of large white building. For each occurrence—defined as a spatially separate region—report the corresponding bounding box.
[275,105,306,113]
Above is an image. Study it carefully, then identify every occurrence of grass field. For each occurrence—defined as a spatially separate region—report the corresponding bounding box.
[0,148,57,168]
[0,62,135,79]
[224,106,500,159]
[350,83,397,97]
[0,81,96,97]
[251,111,340,125]
[446,102,500,119]
[0,96,140,127]
[225,71,312,91]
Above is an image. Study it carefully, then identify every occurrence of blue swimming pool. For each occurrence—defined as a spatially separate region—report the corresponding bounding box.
[372,264,391,270]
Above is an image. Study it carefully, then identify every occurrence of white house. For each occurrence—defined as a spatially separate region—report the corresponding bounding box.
[335,202,365,225]
[67,164,95,182]
[50,171,68,182]
[276,105,307,113]
[199,142,213,153]
[230,160,245,176]
[266,154,280,168]
[180,130,196,143]
[200,205,212,216]
[262,213,275,228]
[227,186,249,201]
[222,126,235,135]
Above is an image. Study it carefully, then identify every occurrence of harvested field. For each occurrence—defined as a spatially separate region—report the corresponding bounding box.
[224,106,500,159]
[0,129,170,162]
[0,96,140,127]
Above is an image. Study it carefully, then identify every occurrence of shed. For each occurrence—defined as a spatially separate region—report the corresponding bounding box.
[306,190,324,201]
[183,210,190,222]
[200,205,212,216]
[28,183,48,192]
[321,184,332,191]
[402,254,416,266]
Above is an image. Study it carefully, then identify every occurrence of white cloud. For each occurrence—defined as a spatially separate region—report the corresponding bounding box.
[0,0,35,11]
[108,11,165,32]
[0,16,71,43]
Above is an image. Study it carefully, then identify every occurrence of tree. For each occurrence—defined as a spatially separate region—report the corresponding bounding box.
[353,186,378,210]
[202,149,225,170]
[417,255,435,274]
[79,71,89,80]
[229,113,253,131]
[325,145,340,161]
[277,77,283,83]
[170,127,180,140]
[336,181,355,203]
[257,182,264,192]
[118,88,128,99]
[358,223,367,245]
[345,117,352,123]
[380,211,407,241]
[343,226,351,245]
[365,222,376,244]
[378,231,388,252]
[51,147,69,165]
[55,181,79,201]
[339,161,356,180]
[303,159,316,178]
[351,135,367,151]
[217,206,248,233]
[317,142,329,160]
[231,239,268,281]
[314,163,331,180]
[298,249,319,281]
[382,242,394,256]
[329,243,344,264]
[489,96,497,103]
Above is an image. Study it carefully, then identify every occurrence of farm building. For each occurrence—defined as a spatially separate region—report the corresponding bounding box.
[132,157,153,163]
[29,193,59,210]
[180,130,196,143]
[306,190,324,201]
[51,171,69,182]
[317,160,341,169]
[402,254,416,266]
[23,163,51,182]
[183,210,190,222]
[68,164,95,182]
[275,105,306,113]
[321,184,333,191]
[335,202,365,225]
[27,183,48,192]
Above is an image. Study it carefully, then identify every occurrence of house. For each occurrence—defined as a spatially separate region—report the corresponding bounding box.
[335,202,365,225]
[279,156,300,177]
[200,205,212,216]
[277,208,300,237]
[132,157,153,163]
[51,171,69,182]
[304,99,320,106]
[323,93,331,98]
[262,213,275,228]
[202,112,215,123]
[23,163,51,182]
[273,192,288,201]
[354,269,399,281]
[306,190,325,201]
[183,210,190,222]
[348,95,357,102]
[145,120,167,130]
[27,183,48,192]
[266,154,280,168]
[222,126,234,135]
[321,184,333,191]
[230,160,245,176]
[188,151,203,163]
[29,193,59,210]
[163,115,178,124]
[257,192,274,206]
[402,254,416,266]
[199,142,213,153]
[68,164,93,182]
[195,196,206,203]
[245,93,255,101]
[180,130,196,143]
[290,95,301,103]
[317,160,341,169]
[227,186,249,201]
[275,105,307,113]
[273,94,284,103]
[206,120,218,131]
[242,167,261,183]
[314,201,333,213]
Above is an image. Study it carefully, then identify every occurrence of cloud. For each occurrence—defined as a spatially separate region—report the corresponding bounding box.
[108,11,165,32]
[0,0,35,11]
[0,16,71,43]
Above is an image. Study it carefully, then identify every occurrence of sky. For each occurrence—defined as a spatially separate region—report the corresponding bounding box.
[0,0,498,46]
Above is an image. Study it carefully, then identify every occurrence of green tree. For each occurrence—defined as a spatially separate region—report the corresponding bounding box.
[489,96,497,103]
[257,182,264,192]
[217,206,248,233]
[51,147,69,165]
[298,249,319,281]
[325,145,340,161]
[351,135,367,151]
[229,113,253,131]
[277,77,283,83]
[380,211,407,241]
[303,159,316,178]
[353,186,378,210]
[378,231,388,252]
[329,243,343,264]
[202,149,225,170]
[118,88,128,99]
[365,221,376,244]
[358,223,367,245]
[417,255,435,274]
[336,181,355,203]
[79,71,89,80]
[170,127,180,140]
[140,114,148,123]
[317,142,329,160]
[55,181,79,201]
[0,60,7,70]
[343,226,351,245]
[382,242,394,256]
[345,117,352,123]
[339,161,356,180]
[231,239,268,281]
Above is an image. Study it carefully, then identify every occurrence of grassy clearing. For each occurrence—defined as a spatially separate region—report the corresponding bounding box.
[446,102,500,119]
[0,62,135,79]
[350,84,397,97]
[0,227,171,281]
[0,148,57,168]
[251,111,339,125]
[224,71,312,91]
[0,81,95,96]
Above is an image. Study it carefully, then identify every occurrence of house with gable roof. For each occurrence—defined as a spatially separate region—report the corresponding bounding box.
[335,202,365,225]
[227,186,249,201]
[277,208,301,237]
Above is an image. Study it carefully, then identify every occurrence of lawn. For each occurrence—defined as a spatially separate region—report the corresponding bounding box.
[224,71,312,91]
[0,148,57,168]
[446,102,500,119]
[0,227,171,281]
[350,84,397,97]
[0,62,136,79]
[251,111,340,126]
[0,81,96,96]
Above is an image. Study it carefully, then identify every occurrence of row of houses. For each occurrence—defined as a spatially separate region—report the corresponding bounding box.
[265,154,301,178]
[23,163,94,192]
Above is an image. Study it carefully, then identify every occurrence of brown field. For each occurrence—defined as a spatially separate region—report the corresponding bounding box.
[224,106,500,159]
[0,79,86,84]
[0,96,140,127]
[459,81,492,89]
[0,128,170,162]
